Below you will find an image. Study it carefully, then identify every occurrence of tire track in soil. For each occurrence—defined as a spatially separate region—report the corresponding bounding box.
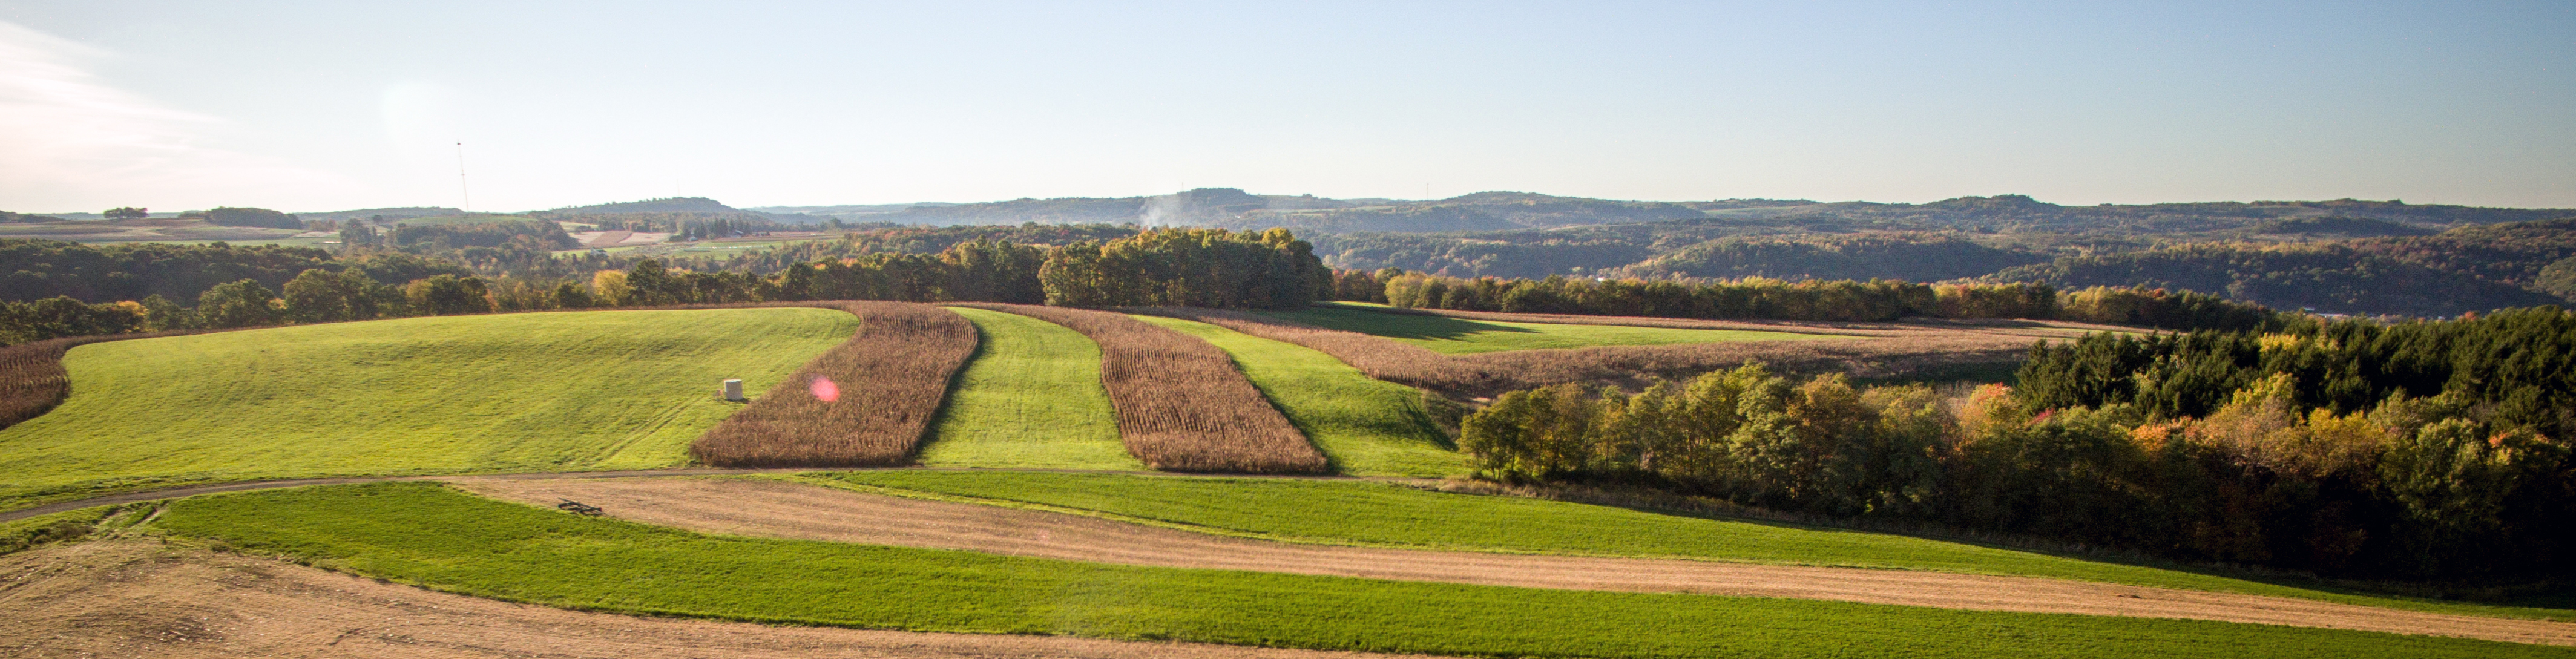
[454,477,2576,648]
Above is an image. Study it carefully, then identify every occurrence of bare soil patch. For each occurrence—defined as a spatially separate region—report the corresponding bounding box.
[577,229,631,246]
[0,539,1442,659]
[459,477,2576,647]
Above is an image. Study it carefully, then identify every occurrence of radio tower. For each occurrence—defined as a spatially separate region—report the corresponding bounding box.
[455,142,473,214]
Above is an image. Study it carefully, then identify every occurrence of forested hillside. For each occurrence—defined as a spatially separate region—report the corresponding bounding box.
[1995,219,2576,315]
[1615,234,2048,282]
[0,240,464,304]
[1316,214,2576,318]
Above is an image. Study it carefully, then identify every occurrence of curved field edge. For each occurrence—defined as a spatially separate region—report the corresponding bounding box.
[142,482,2563,658]
[1129,315,1464,477]
[915,307,1138,470]
[804,470,2576,623]
[0,308,858,512]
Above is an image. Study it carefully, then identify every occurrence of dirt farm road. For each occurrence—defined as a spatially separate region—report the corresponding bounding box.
[0,465,1376,524]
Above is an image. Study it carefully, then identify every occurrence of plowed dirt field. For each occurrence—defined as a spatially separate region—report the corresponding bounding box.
[456,477,2576,647]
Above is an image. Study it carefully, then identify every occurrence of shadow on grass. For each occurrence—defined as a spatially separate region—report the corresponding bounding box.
[1263,306,1537,341]
[912,308,994,464]
[1518,480,2576,618]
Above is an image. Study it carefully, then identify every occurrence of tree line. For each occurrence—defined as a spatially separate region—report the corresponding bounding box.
[729,223,1141,274]
[551,211,821,240]
[0,239,468,307]
[0,228,1330,345]
[1456,307,2576,579]
[1337,269,2279,329]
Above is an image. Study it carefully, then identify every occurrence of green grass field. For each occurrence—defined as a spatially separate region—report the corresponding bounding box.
[915,307,1139,470]
[1267,304,1840,354]
[0,309,856,511]
[1132,315,1463,477]
[815,471,2573,621]
[148,482,2564,658]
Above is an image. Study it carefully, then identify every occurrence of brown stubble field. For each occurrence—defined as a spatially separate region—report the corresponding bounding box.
[1132,307,2071,398]
[688,301,979,467]
[951,303,1328,474]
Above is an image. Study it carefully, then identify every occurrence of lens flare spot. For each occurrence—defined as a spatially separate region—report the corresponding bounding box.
[810,376,840,402]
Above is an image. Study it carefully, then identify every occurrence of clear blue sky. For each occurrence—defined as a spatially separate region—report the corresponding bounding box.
[1,1,2569,213]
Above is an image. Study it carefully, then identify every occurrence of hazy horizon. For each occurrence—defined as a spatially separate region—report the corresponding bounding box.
[3,1,2571,212]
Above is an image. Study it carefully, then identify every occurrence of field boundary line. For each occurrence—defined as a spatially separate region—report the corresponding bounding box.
[0,466,1387,523]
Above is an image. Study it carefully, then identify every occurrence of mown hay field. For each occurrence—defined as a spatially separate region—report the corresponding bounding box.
[816,471,2574,623]
[0,308,855,511]
[691,301,976,467]
[1273,303,1845,354]
[913,307,1140,470]
[1131,315,1464,477]
[954,303,1326,474]
[149,482,2564,659]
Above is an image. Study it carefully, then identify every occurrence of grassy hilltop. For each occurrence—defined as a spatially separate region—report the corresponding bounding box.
[0,308,854,508]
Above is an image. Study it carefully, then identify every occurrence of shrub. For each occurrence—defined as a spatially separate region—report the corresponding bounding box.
[402,275,492,316]
[196,279,282,329]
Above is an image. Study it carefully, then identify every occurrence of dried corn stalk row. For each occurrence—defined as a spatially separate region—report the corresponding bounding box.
[690,301,978,467]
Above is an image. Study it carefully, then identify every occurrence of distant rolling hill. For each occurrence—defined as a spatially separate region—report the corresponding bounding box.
[749,189,2573,237]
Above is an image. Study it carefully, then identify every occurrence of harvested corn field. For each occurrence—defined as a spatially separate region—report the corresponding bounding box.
[954,303,1327,474]
[1134,306,2058,397]
[689,301,978,467]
